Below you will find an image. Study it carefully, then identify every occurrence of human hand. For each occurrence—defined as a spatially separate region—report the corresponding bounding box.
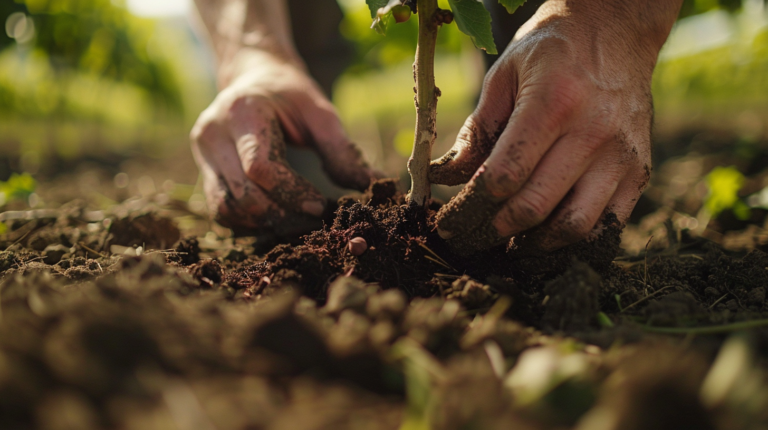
[430,0,680,254]
[191,50,377,236]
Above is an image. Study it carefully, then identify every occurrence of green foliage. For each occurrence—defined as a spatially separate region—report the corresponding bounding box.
[679,0,766,18]
[0,172,36,206]
[447,0,497,54]
[342,2,465,72]
[364,0,529,55]
[367,0,391,18]
[0,0,184,119]
[704,166,750,219]
[498,0,527,15]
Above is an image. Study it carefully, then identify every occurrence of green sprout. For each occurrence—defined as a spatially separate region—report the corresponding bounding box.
[0,172,36,207]
[366,0,526,206]
[704,166,750,220]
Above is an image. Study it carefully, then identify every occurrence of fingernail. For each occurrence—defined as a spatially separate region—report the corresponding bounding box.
[302,200,325,217]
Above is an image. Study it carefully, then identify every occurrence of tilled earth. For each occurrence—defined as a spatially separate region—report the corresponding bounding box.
[1,175,768,429]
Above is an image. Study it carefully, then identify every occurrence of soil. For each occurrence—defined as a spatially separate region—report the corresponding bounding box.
[1,159,768,428]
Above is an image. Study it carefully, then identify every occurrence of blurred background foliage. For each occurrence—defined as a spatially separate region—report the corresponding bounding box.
[0,0,766,214]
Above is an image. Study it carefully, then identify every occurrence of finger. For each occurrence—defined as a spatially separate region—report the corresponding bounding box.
[492,129,609,237]
[228,97,326,217]
[291,89,380,191]
[482,82,586,199]
[190,122,278,229]
[429,68,515,185]
[523,156,625,251]
[435,88,579,246]
[429,65,518,185]
[605,165,650,225]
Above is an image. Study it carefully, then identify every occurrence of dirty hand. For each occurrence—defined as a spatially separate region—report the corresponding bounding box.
[429,0,681,253]
[190,0,377,234]
[191,49,376,234]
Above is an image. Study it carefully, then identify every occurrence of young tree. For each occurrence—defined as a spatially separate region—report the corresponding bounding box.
[367,0,525,207]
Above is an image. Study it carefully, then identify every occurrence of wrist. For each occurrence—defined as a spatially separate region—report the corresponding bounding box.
[218,47,304,89]
[522,0,682,75]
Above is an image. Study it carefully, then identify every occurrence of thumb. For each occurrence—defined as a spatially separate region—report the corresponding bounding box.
[429,70,513,186]
[429,115,497,186]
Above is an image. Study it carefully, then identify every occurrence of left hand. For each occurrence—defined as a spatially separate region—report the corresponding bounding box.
[429,0,681,253]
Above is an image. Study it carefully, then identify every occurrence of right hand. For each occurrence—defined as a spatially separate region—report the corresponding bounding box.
[191,50,378,235]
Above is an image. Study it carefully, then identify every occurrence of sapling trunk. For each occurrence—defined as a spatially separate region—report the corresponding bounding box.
[407,0,440,207]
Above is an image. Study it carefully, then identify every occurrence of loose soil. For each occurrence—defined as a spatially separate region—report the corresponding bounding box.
[1,168,767,428]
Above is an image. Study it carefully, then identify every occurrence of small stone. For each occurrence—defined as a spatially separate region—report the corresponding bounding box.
[347,237,368,256]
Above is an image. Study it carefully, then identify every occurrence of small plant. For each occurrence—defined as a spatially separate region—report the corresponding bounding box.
[367,0,525,206]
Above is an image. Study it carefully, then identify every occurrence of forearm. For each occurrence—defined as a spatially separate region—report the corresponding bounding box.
[192,0,301,87]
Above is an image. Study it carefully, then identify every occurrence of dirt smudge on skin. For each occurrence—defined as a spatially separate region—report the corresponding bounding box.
[429,123,504,186]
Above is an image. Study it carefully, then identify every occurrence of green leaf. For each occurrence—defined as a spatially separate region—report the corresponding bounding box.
[366,0,390,18]
[0,173,36,206]
[447,0,498,54]
[498,0,527,14]
[705,166,745,217]
[367,0,405,34]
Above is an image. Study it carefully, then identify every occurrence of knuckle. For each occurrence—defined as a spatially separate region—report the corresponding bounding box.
[484,159,529,198]
[515,189,551,227]
[190,120,217,145]
[228,94,272,118]
[245,158,275,182]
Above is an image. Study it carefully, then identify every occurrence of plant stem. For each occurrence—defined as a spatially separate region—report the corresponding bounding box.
[407,0,440,207]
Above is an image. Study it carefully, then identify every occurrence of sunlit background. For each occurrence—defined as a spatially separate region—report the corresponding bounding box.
[1,0,767,242]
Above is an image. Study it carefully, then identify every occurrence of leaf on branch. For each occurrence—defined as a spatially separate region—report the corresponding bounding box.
[498,0,527,14]
[367,0,407,34]
[447,0,498,54]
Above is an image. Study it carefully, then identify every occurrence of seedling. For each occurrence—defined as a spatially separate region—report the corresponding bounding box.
[367,0,526,206]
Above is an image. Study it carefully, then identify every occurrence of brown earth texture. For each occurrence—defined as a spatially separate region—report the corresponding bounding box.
[1,137,768,430]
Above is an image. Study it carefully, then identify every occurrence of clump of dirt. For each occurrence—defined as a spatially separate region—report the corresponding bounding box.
[4,174,768,428]
[229,179,625,317]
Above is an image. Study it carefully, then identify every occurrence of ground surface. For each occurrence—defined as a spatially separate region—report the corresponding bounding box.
[1,134,768,429]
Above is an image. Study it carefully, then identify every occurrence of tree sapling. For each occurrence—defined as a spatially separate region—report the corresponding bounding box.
[367,0,526,206]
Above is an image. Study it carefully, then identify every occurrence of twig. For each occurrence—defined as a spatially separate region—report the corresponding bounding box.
[622,285,675,312]
[418,243,454,271]
[708,293,729,310]
[424,255,451,270]
[643,236,653,295]
[79,242,107,259]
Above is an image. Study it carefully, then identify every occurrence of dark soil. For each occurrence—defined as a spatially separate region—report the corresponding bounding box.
[1,175,767,429]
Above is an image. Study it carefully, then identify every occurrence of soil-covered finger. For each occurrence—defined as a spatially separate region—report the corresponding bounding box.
[435,174,508,255]
[318,139,381,192]
[235,118,326,217]
[523,158,625,250]
[429,118,504,186]
[192,132,279,228]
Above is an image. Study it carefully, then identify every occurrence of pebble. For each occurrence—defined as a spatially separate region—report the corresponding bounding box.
[347,237,368,256]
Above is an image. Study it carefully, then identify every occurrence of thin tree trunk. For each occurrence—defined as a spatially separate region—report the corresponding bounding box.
[407,0,440,207]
